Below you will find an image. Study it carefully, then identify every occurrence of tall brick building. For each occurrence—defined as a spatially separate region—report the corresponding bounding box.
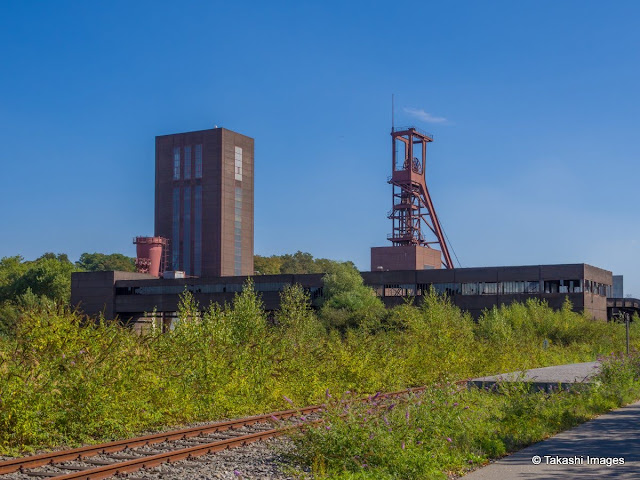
[155,127,254,277]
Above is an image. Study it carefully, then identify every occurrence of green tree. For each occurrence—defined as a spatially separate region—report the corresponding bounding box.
[76,252,136,272]
[0,254,79,336]
[254,255,284,275]
[0,256,28,300]
[254,251,353,275]
[0,253,77,304]
[319,262,386,332]
[276,284,324,341]
[12,254,77,303]
[280,251,320,274]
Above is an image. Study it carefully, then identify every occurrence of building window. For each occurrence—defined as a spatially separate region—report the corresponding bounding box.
[462,283,479,295]
[526,281,540,294]
[172,187,180,270]
[480,282,498,295]
[234,186,242,275]
[567,279,582,293]
[183,186,191,275]
[195,144,202,178]
[544,280,583,294]
[194,185,202,277]
[544,280,560,294]
[501,281,525,294]
[587,281,608,297]
[500,281,541,294]
[173,147,180,180]
[234,146,243,181]
[184,146,191,179]
[592,281,609,296]
[417,283,461,296]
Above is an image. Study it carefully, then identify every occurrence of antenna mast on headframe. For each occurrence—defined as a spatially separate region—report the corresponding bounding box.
[391,94,395,131]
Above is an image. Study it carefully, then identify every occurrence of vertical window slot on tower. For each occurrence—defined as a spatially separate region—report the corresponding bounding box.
[234,146,243,181]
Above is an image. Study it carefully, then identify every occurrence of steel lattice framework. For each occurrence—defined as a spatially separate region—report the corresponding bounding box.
[388,127,453,269]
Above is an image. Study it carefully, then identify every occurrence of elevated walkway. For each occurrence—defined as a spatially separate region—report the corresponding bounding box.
[468,361,600,392]
[608,297,640,320]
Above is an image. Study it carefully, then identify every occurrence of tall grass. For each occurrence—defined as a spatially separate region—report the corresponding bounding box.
[287,352,640,479]
[0,283,636,454]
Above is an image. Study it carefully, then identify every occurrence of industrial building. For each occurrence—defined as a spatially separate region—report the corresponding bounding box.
[71,263,613,326]
[70,124,633,326]
[155,127,254,277]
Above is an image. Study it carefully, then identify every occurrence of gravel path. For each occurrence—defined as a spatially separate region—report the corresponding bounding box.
[0,421,309,480]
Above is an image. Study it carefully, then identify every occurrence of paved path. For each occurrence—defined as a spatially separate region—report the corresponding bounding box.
[462,399,640,479]
[469,362,600,391]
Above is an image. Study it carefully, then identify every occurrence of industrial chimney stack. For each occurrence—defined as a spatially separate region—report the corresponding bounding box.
[133,236,169,277]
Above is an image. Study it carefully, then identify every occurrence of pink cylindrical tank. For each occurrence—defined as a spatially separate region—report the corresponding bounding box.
[133,237,168,277]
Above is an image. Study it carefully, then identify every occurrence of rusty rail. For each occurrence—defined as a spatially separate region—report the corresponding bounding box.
[0,384,454,479]
[0,406,320,475]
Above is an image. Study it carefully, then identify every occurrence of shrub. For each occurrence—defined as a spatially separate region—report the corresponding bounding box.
[0,281,635,455]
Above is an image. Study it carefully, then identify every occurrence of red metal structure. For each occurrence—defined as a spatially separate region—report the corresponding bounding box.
[387,126,453,269]
[133,236,169,277]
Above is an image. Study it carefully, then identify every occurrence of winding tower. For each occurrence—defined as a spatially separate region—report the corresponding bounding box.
[371,127,453,271]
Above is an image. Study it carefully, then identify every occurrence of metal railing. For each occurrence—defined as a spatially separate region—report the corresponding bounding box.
[392,126,434,139]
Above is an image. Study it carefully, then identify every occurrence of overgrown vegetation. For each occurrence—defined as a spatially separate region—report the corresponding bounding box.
[0,252,136,337]
[288,353,640,479]
[0,263,637,456]
[0,250,332,335]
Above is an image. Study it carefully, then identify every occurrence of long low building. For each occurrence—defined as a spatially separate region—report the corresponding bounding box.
[71,263,613,327]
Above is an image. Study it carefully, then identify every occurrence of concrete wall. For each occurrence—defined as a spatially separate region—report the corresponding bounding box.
[71,271,155,319]
[371,245,442,271]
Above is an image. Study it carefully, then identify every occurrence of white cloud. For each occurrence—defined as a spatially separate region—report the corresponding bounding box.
[403,107,448,124]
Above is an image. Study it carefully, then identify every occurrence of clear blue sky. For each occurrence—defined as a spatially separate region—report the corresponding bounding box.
[1,1,638,297]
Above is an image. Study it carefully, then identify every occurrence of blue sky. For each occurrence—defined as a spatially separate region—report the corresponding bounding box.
[1,1,638,296]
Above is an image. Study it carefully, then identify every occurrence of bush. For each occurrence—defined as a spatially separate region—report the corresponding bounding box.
[319,263,386,332]
[0,281,635,455]
[288,352,640,479]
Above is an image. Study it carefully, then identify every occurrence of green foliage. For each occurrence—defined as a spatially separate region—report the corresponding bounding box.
[0,254,81,336]
[0,283,637,458]
[253,251,353,275]
[76,252,136,272]
[253,254,284,275]
[288,354,640,479]
[0,253,77,304]
[0,256,28,297]
[320,262,386,332]
[473,298,637,374]
[12,255,76,303]
[0,252,138,337]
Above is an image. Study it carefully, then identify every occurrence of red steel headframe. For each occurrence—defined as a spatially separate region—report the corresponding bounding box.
[388,127,454,269]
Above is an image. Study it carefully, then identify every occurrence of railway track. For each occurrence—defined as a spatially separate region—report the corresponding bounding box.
[0,386,435,480]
